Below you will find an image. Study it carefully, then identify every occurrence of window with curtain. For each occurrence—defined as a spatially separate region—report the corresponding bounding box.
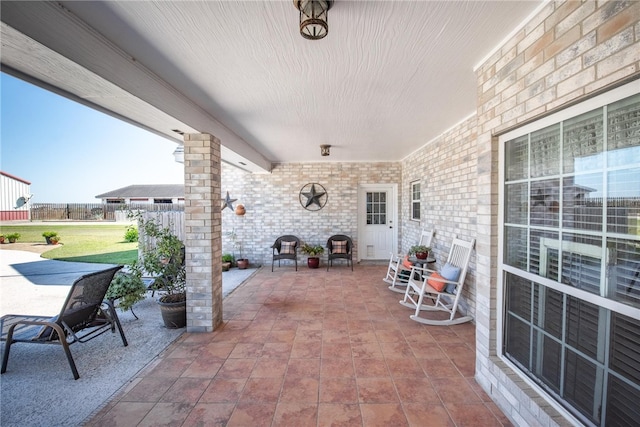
[500,88,640,427]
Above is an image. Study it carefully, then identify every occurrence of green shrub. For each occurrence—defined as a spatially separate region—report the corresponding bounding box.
[123,225,138,243]
[222,253,234,263]
[42,231,58,238]
[105,260,147,311]
[301,243,324,256]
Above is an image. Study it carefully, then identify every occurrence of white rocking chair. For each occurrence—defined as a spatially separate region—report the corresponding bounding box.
[399,236,475,326]
[383,229,434,293]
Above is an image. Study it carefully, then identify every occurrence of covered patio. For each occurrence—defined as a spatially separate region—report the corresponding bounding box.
[2,1,639,426]
[87,265,507,427]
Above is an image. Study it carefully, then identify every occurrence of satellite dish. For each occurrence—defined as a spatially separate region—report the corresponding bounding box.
[14,195,32,209]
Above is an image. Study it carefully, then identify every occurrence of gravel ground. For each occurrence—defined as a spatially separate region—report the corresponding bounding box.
[0,247,257,426]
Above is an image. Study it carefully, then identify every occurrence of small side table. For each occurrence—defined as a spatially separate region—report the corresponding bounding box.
[409,256,436,266]
[408,256,436,280]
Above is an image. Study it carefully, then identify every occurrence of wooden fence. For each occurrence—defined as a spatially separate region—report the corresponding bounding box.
[30,203,184,221]
[138,211,185,246]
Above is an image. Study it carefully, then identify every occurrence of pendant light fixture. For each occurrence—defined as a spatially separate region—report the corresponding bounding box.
[294,0,333,40]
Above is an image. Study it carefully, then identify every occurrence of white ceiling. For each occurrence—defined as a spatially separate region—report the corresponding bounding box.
[1,1,544,173]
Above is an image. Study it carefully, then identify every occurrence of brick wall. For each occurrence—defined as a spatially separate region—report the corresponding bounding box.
[401,115,479,316]
[474,2,639,426]
[221,161,401,267]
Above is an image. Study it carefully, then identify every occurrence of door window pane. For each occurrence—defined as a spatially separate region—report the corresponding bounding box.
[366,192,386,225]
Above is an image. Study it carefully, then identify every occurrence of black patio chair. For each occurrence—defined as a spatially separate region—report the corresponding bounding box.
[271,235,301,271]
[326,234,354,271]
[1,265,127,380]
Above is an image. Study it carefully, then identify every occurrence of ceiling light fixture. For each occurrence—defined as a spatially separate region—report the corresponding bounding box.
[320,144,331,156]
[294,0,333,40]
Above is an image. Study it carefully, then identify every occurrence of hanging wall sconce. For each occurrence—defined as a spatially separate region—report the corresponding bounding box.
[294,0,333,40]
[320,144,331,156]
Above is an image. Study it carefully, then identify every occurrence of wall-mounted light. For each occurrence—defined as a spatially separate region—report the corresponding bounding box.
[320,144,331,156]
[294,0,333,40]
[173,145,184,163]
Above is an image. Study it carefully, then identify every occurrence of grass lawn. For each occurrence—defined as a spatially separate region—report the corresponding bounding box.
[0,224,138,264]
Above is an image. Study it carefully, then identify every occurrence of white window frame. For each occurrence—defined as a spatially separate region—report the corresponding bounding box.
[410,180,421,221]
[497,80,640,425]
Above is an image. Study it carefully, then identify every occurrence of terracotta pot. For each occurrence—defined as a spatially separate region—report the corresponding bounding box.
[235,204,246,216]
[307,257,320,269]
[415,252,428,260]
[237,259,249,269]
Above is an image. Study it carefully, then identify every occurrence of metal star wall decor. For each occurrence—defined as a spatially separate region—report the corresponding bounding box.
[299,183,328,211]
[221,191,237,211]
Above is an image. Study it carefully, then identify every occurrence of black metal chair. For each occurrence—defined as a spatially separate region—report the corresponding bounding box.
[1,266,127,380]
[326,234,354,271]
[271,235,301,271]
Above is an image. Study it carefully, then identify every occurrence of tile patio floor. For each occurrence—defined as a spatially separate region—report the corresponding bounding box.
[87,265,512,427]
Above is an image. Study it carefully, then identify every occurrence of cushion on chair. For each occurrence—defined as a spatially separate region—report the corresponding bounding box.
[402,256,413,269]
[280,241,296,254]
[440,262,461,294]
[427,272,447,292]
[332,240,347,254]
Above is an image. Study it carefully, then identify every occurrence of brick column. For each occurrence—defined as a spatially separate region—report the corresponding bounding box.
[184,133,222,332]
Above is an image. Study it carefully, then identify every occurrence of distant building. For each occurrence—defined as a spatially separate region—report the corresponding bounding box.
[95,184,184,205]
[0,171,31,221]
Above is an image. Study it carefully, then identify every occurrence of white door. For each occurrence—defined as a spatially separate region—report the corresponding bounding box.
[357,184,397,260]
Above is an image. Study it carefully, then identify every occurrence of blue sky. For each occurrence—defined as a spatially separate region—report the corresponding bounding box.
[1,73,184,203]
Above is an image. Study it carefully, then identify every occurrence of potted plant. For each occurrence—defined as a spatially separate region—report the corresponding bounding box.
[42,231,58,244]
[49,235,61,245]
[0,234,5,244]
[301,243,325,268]
[137,215,186,328]
[105,259,147,315]
[6,233,20,243]
[409,244,431,260]
[222,253,234,271]
[226,229,249,269]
